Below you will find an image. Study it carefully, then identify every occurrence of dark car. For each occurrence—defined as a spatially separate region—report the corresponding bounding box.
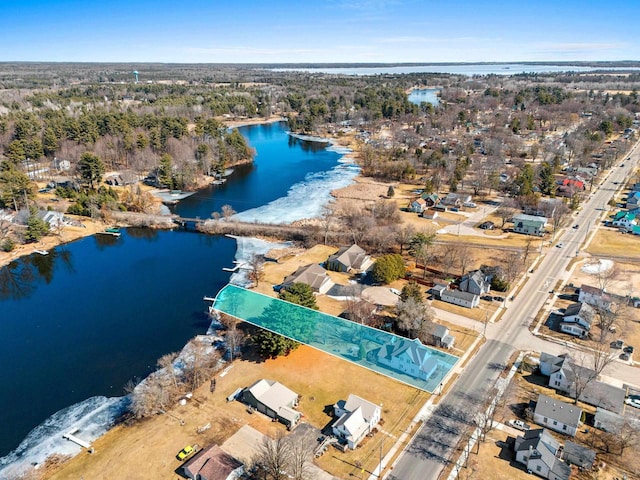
[624,345,634,354]
[482,295,494,302]
[573,224,580,229]
[493,296,505,302]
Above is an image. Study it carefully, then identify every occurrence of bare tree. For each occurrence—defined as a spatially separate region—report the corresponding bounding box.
[157,352,180,392]
[319,205,336,245]
[439,243,460,277]
[288,436,314,480]
[254,432,291,480]
[182,340,221,391]
[344,290,376,326]
[495,200,517,229]
[457,244,475,277]
[225,327,245,361]
[221,204,236,221]
[549,201,570,240]
[247,254,265,287]
[396,297,434,341]
[394,223,416,255]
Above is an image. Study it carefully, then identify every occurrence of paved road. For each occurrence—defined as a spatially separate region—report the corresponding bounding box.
[388,143,640,480]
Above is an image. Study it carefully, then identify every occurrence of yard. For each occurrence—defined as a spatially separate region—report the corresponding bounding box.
[586,228,640,258]
[43,345,427,480]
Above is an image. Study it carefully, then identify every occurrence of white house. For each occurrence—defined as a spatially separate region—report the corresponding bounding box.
[459,269,491,295]
[578,284,613,311]
[533,394,582,437]
[560,302,594,338]
[377,338,439,381]
[332,394,381,449]
[440,288,480,308]
[514,429,571,480]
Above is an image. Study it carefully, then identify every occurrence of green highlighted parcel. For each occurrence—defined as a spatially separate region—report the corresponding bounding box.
[213,284,458,393]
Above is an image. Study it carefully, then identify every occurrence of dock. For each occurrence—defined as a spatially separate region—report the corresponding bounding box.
[222,262,249,272]
[34,250,49,255]
[63,429,92,449]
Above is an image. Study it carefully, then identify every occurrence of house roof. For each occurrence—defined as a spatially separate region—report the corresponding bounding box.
[515,428,565,477]
[564,440,596,468]
[442,289,479,302]
[246,379,298,414]
[328,245,371,270]
[513,213,548,225]
[540,352,566,374]
[343,394,380,423]
[181,444,243,480]
[563,302,595,325]
[462,269,490,289]
[580,381,626,414]
[432,324,449,339]
[377,338,438,376]
[334,407,369,442]
[283,263,331,290]
[534,394,582,428]
[594,407,624,432]
[579,284,612,302]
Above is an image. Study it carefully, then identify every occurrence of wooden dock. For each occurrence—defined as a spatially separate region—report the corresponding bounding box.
[63,429,92,449]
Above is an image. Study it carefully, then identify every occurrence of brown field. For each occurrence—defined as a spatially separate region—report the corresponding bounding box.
[586,228,640,258]
[44,346,427,480]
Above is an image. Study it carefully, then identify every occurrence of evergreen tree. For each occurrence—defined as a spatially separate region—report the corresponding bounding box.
[78,152,105,190]
[537,161,556,196]
[25,206,50,243]
[372,254,405,284]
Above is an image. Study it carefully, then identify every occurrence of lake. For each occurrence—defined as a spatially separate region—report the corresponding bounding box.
[0,121,354,471]
[408,88,440,106]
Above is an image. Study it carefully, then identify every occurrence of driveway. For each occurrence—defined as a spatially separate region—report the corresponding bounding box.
[362,286,400,306]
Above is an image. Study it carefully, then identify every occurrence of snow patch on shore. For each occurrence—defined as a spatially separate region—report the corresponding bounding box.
[233,162,359,224]
[0,396,128,479]
[581,259,614,274]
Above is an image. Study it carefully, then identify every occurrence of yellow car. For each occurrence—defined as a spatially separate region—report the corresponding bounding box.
[177,445,195,461]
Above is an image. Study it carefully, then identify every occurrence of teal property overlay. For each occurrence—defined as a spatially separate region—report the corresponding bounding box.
[213,284,458,392]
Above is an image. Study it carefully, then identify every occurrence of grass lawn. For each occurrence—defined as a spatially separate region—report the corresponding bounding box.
[586,228,640,258]
[44,345,427,480]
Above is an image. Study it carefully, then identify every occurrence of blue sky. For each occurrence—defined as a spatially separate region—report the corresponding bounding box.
[1,0,638,63]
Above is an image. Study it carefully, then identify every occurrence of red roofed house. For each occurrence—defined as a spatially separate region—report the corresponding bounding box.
[562,178,585,190]
[180,444,243,480]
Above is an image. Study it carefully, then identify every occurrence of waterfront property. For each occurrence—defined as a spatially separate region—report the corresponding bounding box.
[240,379,301,429]
[212,284,458,392]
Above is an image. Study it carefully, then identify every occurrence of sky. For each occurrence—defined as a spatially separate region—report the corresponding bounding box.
[1,0,638,63]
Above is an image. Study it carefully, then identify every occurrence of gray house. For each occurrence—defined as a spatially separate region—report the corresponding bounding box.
[533,394,582,437]
[430,324,455,349]
[512,214,547,236]
[282,263,334,294]
[241,379,301,429]
[327,244,373,273]
[563,441,596,469]
[514,429,571,480]
[459,269,491,295]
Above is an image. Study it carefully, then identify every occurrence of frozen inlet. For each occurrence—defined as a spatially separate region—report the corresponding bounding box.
[62,429,91,449]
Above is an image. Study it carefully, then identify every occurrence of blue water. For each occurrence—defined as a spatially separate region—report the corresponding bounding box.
[273,63,640,76]
[0,120,350,461]
[0,230,235,457]
[408,88,440,106]
[173,121,342,220]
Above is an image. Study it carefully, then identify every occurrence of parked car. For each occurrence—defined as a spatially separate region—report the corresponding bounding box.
[611,339,624,349]
[177,445,198,461]
[624,345,634,354]
[625,396,640,409]
[481,295,494,302]
[493,296,505,302]
[463,202,477,208]
[508,419,530,431]
[556,243,564,248]
[389,288,401,296]
[573,224,580,229]
[620,352,631,361]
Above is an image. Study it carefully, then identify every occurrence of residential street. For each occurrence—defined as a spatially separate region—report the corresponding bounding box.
[387,141,640,480]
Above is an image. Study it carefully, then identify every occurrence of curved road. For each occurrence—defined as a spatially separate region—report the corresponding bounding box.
[388,142,640,480]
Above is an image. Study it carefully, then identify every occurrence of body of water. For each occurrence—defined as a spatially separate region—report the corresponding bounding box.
[0,121,354,473]
[408,88,440,106]
[273,63,640,76]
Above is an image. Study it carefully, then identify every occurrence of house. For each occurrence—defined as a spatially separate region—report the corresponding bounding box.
[326,245,373,273]
[523,198,561,218]
[442,193,472,208]
[180,444,244,480]
[512,214,547,236]
[376,338,439,381]
[428,283,448,300]
[420,193,440,207]
[594,407,625,432]
[37,210,65,230]
[105,170,138,186]
[533,394,582,436]
[240,379,301,429]
[408,198,427,213]
[332,394,381,449]
[430,324,455,349]
[560,302,594,338]
[561,177,585,190]
[612,211,638,229]
[563,441,596,469]
[539,352,567,376]
[281,263,334,294]
[578,284,613,311]
[421,209,439,220]
[514,429,571,480]
[627,191,640,208]
[440,288,480,308]
[459,269,491,295]
[52,157,71,172]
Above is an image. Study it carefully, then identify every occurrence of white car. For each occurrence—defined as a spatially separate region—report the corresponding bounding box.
[508,419,530,431]
[389,288,401,296]
[625,397,640,409]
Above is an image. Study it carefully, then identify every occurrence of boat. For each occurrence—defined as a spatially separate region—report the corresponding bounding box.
[97,227,121,237]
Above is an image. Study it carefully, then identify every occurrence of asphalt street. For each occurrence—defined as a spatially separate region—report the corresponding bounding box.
[388,142,640,480]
